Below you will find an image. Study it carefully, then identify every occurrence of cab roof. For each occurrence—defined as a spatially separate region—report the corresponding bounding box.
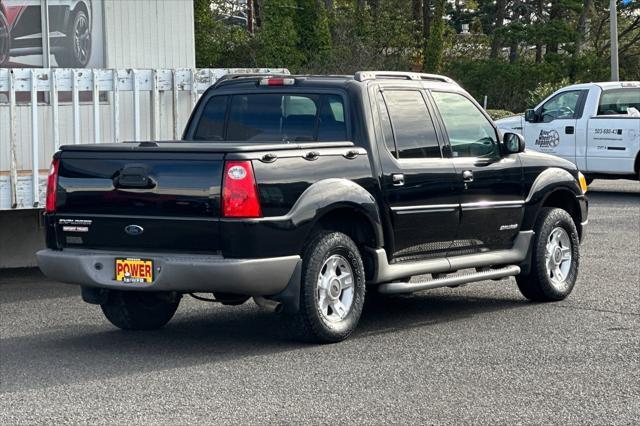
[561,81,640,91]
[212,71,460,91]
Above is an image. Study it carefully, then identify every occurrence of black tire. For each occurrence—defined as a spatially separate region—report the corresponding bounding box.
[0,12,9,67]
[101,291,180,330]
[54,9,91,67]
[516,207,580,302]
[291,231,366,343]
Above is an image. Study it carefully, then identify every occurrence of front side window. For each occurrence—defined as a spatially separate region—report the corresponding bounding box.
[192,93,347,142]
[597,88,640,115]
[539,90,584,122]
[382,90,441,159]
[431,91,498,159]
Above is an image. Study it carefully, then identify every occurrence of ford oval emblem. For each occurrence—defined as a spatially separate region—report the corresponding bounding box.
[125,225,144,236]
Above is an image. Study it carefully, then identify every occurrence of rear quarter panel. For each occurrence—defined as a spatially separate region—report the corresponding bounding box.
[221,146,378,258]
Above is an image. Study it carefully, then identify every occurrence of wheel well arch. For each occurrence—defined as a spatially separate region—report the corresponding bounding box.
[308,206,380,281]
[634,151,640,177]
[540,189,583,238]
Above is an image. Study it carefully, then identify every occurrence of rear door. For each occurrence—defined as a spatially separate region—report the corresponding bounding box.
[430,90,524,252]
[374,86,459,261]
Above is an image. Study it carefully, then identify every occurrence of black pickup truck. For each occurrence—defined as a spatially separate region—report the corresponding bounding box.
[37,72,589,343]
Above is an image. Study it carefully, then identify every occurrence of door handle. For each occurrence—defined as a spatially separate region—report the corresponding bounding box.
[462,170,474,183]
[565,126,575,135]
[392,174,405,186]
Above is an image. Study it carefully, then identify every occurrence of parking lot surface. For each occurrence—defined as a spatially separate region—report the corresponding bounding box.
[1,180,639,424]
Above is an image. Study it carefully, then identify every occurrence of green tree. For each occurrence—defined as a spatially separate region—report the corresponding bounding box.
[424,0,446,72]
[255,0,305,69]
[295,0,333,69]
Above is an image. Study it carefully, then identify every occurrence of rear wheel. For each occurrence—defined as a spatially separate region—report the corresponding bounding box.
[517,208,580,302]
[101,291,180,330]
[291,231,366,343]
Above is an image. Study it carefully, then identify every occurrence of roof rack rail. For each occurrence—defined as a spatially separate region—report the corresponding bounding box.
[214,73,292,85]
[354,71,458,85]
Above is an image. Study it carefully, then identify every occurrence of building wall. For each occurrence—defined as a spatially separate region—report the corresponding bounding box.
[103,0,196,69]
[0,0,196,268]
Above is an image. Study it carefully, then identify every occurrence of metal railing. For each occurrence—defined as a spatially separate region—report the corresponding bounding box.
[0,67,288,210]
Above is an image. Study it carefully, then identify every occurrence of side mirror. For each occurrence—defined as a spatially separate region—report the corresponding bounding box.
[503,132,525,154]
[524,109,537,123]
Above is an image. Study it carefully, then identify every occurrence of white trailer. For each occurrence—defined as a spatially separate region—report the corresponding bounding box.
[0,67,288,210]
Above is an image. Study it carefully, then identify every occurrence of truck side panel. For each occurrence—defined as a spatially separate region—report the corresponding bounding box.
[586,117,640,174]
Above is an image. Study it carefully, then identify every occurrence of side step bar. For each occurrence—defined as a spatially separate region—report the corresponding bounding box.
[377,265,521,294]
[369,231,533,284]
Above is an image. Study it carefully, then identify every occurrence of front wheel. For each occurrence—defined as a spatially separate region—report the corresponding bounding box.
[292,231,366,343]
[516,208,580,302]
[101,291,180,330]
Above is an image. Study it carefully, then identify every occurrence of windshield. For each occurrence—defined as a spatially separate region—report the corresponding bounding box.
[191,93,348,142]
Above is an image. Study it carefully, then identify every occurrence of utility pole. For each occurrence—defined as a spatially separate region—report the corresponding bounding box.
[247,0,254,34]
[610,0,619,81]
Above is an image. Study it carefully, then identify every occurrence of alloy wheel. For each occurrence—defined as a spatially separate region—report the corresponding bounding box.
[316,254,354,323]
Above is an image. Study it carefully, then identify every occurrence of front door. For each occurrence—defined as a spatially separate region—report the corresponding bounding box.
[374,87,459,261]
[523,89,588,165]
[430,91,524,252]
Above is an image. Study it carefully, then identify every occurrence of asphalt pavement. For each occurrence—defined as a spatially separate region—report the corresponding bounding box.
[1,180,639,424]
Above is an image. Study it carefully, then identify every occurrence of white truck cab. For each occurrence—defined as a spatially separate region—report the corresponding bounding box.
[496,82,640,182]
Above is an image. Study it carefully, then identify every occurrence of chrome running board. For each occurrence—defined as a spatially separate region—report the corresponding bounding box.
[377,265,521,294]
[369,231,533,284]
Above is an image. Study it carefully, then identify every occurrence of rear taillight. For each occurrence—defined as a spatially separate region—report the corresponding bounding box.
[222,161,262,218]
[45,158,60,213]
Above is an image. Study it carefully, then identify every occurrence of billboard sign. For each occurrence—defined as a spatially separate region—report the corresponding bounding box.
[0,0,104,68]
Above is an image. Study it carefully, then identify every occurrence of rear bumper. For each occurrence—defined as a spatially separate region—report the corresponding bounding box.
[36,249,301,296]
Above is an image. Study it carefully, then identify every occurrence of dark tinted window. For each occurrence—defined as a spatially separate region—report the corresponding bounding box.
[192,93,347,142]
[376,92,396,157]
[193,96,227,140]
[383,90,440,159]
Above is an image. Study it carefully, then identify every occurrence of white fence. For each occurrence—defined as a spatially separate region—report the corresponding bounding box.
[0,67,288,210]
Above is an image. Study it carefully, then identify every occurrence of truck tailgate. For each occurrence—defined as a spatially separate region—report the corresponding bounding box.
[54,150,223,252]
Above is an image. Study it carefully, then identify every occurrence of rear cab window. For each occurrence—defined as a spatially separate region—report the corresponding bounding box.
[189,92,348,142]
[597,88,640,116]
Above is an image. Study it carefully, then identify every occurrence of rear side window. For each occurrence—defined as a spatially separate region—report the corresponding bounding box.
[376,92,396,157]
[192,93,347,142]
[597,89,640,115]
[382,90,441,159]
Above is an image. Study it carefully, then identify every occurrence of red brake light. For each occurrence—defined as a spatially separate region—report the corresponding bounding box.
[222,161,262,218]
[259,77,295,86]
[45,158,60,213]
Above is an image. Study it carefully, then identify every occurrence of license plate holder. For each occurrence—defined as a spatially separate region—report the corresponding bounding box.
[115,258,154,284]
